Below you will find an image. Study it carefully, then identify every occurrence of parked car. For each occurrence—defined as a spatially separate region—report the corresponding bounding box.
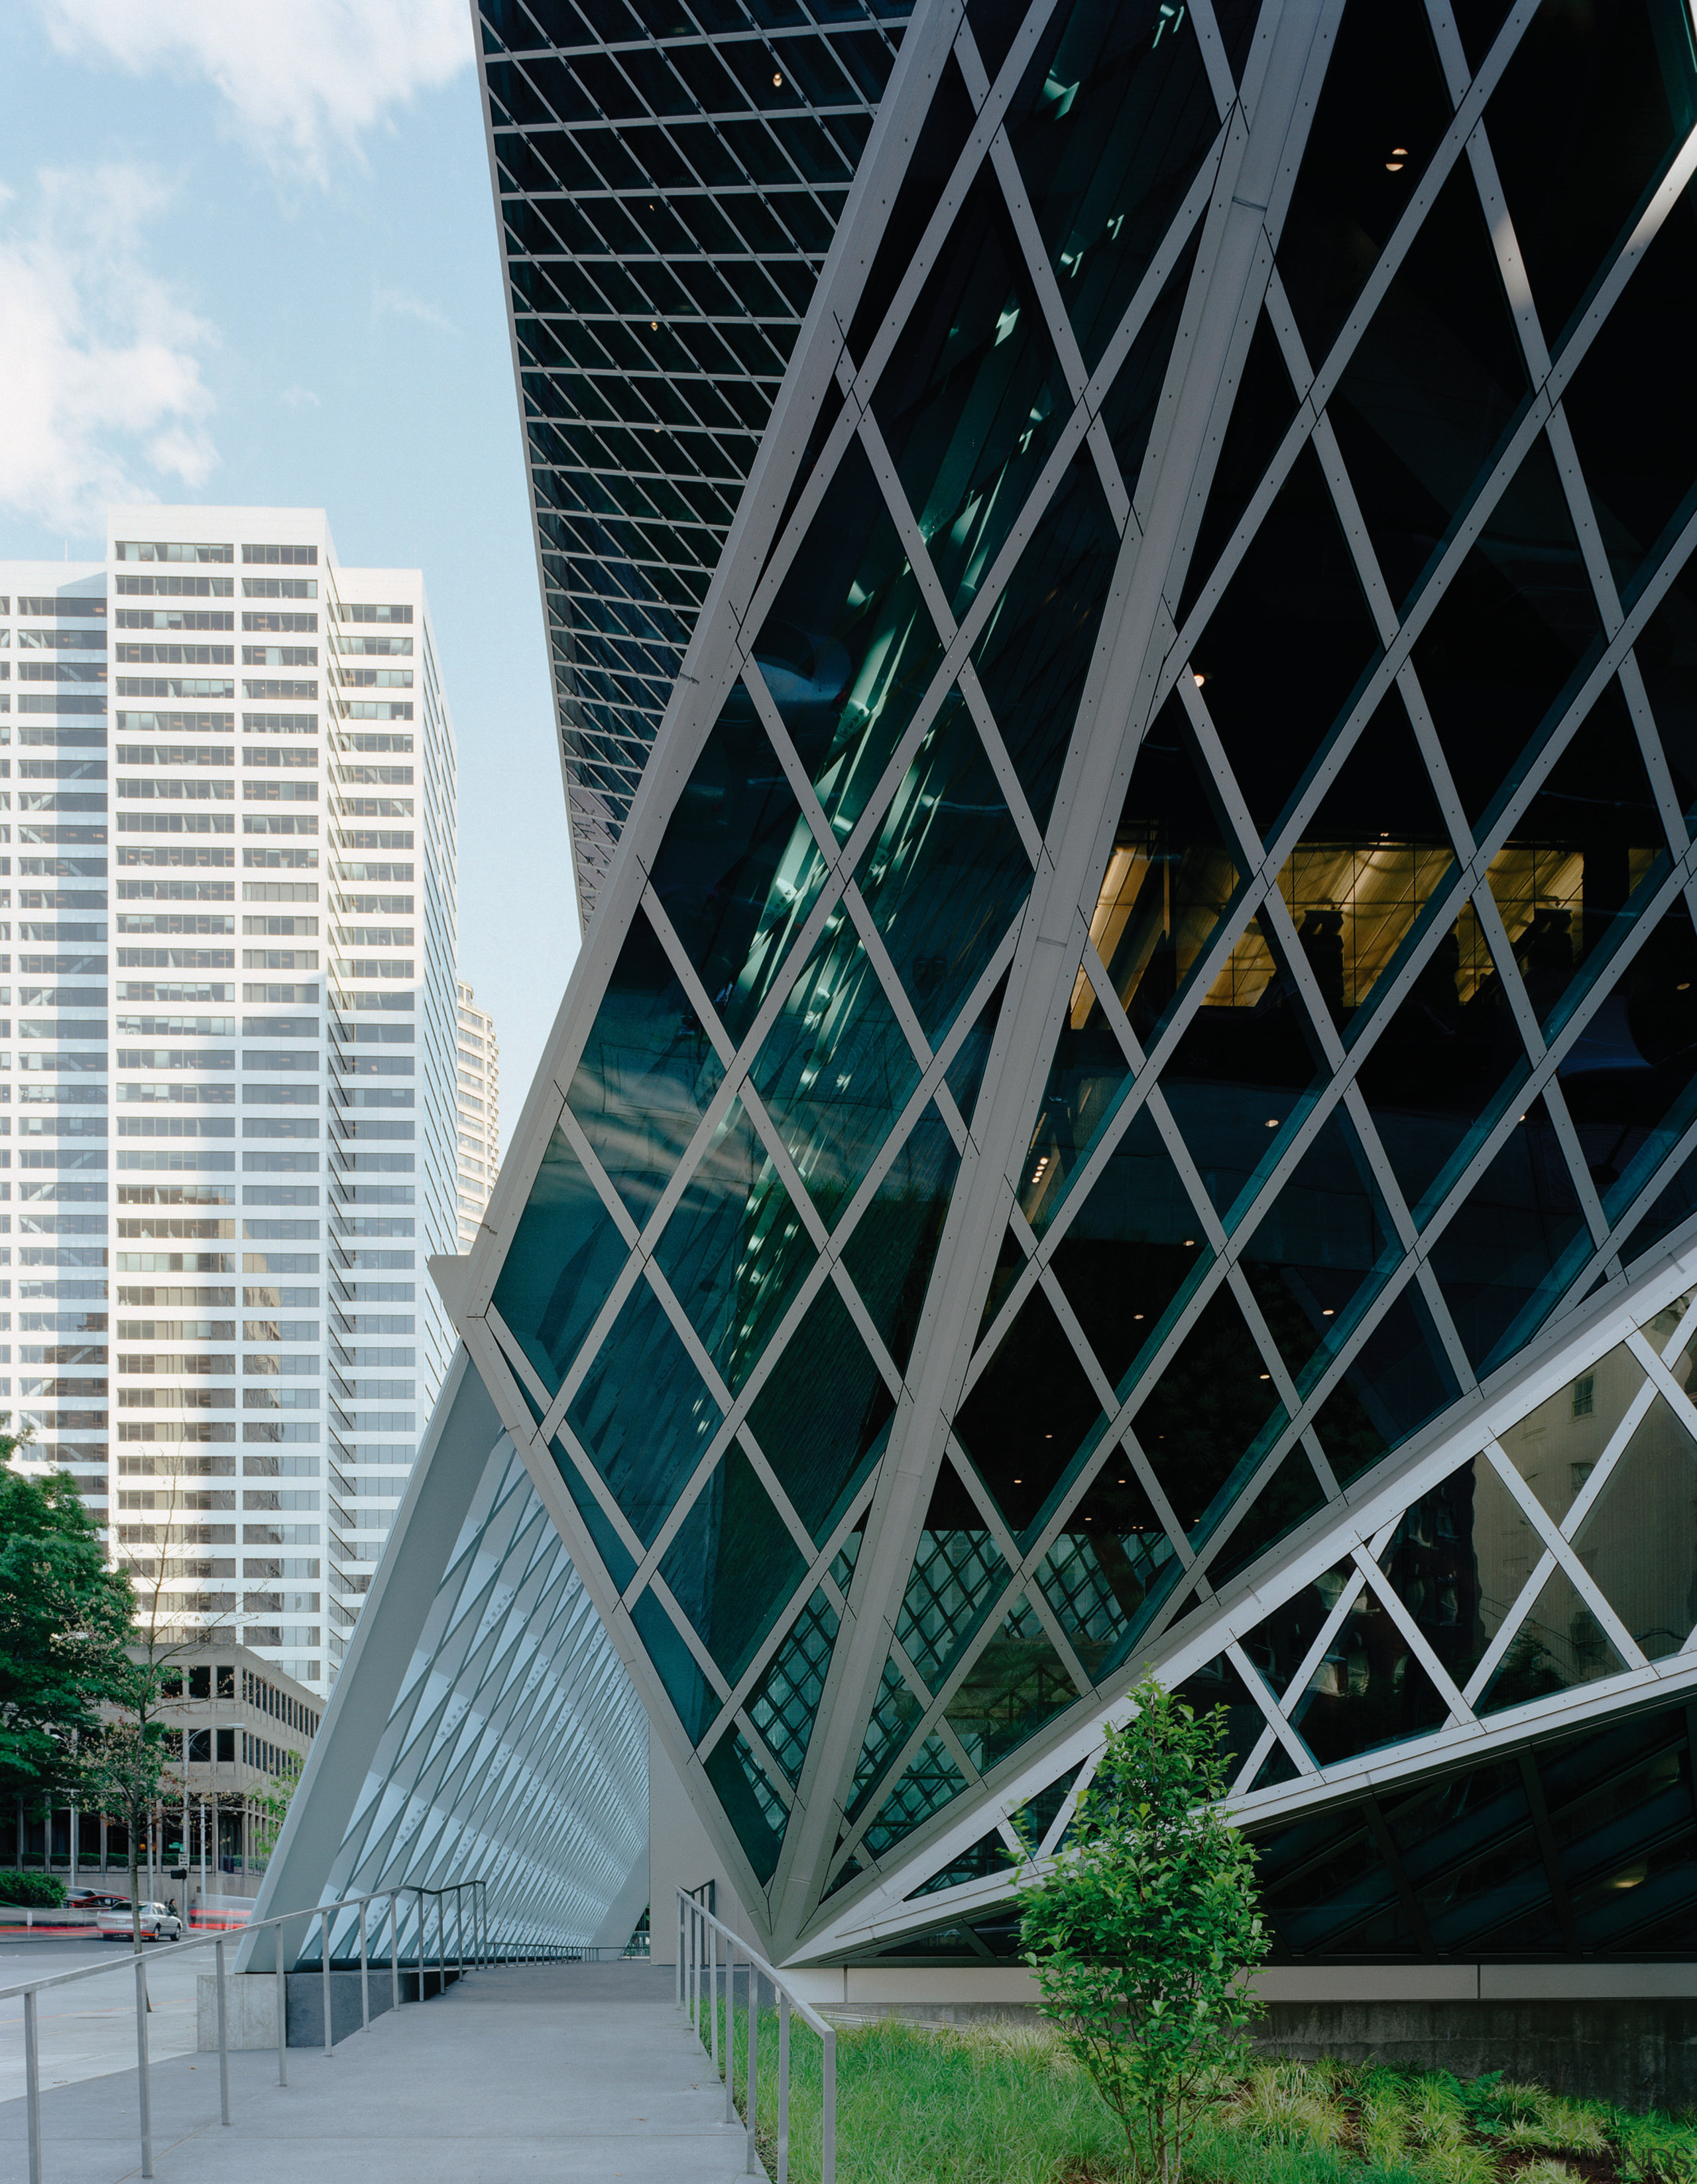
[97,1902,183,1942]
[66,1888,130,1911]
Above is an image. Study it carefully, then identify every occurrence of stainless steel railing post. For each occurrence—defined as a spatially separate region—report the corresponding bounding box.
[390,1891,400,2012]
[276,1911,289,2087]
[322,1906,333,2056]
[135,1948,154,2179]
[722,1941,734,2124]
[215,1935,231,2125]
[746,1962,758,2176]
[359,1896,371,2029]
[24,1987,42,2184]
[821,2025,837,2184]
[778,1992,790,2184]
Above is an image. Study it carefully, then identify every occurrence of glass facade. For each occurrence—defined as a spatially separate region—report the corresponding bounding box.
[467,0,1697,1962]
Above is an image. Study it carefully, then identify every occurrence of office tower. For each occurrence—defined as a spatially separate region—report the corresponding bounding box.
[453,981,499,1248]
[0,508,460,1697]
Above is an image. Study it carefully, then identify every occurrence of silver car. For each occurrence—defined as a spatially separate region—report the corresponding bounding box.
[97,1902,184,1943]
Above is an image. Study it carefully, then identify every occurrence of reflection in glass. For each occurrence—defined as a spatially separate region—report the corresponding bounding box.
[1570,1394,1697,1660]
[1036,1460,1181,1683]
[745,1282,894,1546]
[943,1597,1077,1777]
[566,1276,723,1547]
[748,1588,839,1787]
[841,1103,962,1374]
[1480,1560,1629,1715]
[863,1734,966,1858]
[489,1124,630,1397]
[704,1727,788,1886]
[660,1439,807,1688]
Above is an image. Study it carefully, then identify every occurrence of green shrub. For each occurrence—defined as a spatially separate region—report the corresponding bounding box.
[0,1869,67,1908]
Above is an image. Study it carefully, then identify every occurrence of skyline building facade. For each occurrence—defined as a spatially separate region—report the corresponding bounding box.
[430,0,1697,1988]
[0,507,461,1699]
[455,979,500,1248]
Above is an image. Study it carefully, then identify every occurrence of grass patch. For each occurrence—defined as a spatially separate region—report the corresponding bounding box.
[685,2000,1697,2184]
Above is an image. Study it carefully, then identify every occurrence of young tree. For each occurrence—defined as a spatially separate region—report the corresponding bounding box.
[0,1457,136,1811]
[1016,1677,1268,2184]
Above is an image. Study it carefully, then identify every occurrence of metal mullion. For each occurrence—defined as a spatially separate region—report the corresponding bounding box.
[824,1017,978,1250]
[1467,878,1549,1064]
[1619,652,1692,861]
[956,659,1047,862]
[1019,1573,1100,1701]
[1179,0,1240,119]
[736,1085,835,1253]
[1334,1079,1419,1253]
[1350,1545,1476,1727]
[855,406,963,650]
[962,1242,1043,1399]
[823,1257,905,1401]
[483,1300,561,1426]
[1083,137,1228,417]
[1224,1260,1308,1422]
[645,1569,737,1707]
[1480,1436,1647,1668]
[1558,1365,1659,1541]
[736,1421,833,1569]
[1541,1078,1612,1250]
[1660,1284,1697,1366]
[1545,405,1626,644]
[1359,1793,1437,1957]
[1019,1424,1195,1582]
[1230,1723,1279,1794]
[1176,670,1275,880]
[1407,1258,1483,1396]
[736,662,850,868]
[553,1105,647,1251]
[1275,1567,1369,1723]
[546,1418,650,1605]
[1463,125,1551,379]
[732,393,866,648]
[534,1250,650,1445]
[838,877,939,1080]
[1623,1328,1697,1461]
[731,1712,798,1811]
[704,1481,877,1734]
[941,1432,1027,1575]
[1517,1747,1582,1953]
[1035,1264,1124,1415]
[1254,884,1349,1073]
[985,127,1091,408]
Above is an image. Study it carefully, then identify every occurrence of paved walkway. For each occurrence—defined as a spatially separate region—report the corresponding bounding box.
[0,1942,202,2103]
[1,1961,760,2183]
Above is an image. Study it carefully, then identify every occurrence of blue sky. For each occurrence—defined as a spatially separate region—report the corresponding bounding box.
[0,1,580,1152]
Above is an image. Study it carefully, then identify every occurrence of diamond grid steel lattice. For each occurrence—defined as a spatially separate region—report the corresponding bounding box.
[452,0,1697,1964]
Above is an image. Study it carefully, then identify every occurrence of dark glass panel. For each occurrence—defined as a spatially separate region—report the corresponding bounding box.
[845,53,976,365]
[1480,1560,1630,1714]
[1325,165,1530,615]
[1250,1740,1300,1793]
[750,910,921,1228]
[1411,431,1605,831]
[1100,227,1202,495]
[1175,311,1299,629]
[1157,915,1328,1224]
[647,675,830,1052]
[970,443,1122,834]
[1171,1652,1270,1782]
[1046,1103,1207,1383]
[1204,1445,1330,1593]
[962,0,1025,81]
[1375,1464,1497,1695]
[1356,900,1528,1217]
[1635,566,1697,819]
[1385,1762,1555,1952]
[704,1727,788,1887]
[1619,1138,1697,1269]
[1572,1825,1697,1953]
[1275,0,1456,369]
[745,1282,894,1544]
[1254,1805,1413,1956]
[566,904,725,1229]
[1132,1283,1286,1540]
[1427,1093,1592,1373]
[1539,1709,1697,1947]
[1003,0,1218,369]
[755,435,945,845]
[1035,1460,1181,1681]
[651,1095,819,1392]
[954,1282,1107,1540]
[1011,1766,1082,1852]
[870,168,1071,622]
[893,1461,1012,1692]
[862,1734,968,1858]
[1239,1105,1397,1386]
[490,1124,630,1396]
[552,1438,637,1593]
[566,1274,723,1545]
[1240,1559,1358,1701]
[1100,692,1245,1045]
[1560,176,1697,596]
[975,1223,1029,1347]
[1191,442,1384,843]
[1018,1002,1133,1238]
[660,1440,808,1688]
[1452,1,1516,72]
[854,688,1033,1046]
[943,972,1006,1128]
[1484,0,1697,351]
[842,1103,961,1374]
[1570,1394,1697,1660]
[1566,898,1697,1237]
[747,1587,839,1787]
[848,1652,925,1819]
[1311,1282,1462,1490]
[907,1829,1013,1898]
[630,1586,716,1746]
[943,1597,1079,1776]
[1287,1575,1453,1765]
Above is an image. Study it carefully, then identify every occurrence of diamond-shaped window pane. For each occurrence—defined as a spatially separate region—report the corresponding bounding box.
[1238,1559,1358,1703]
[1571,898,1697,1237]
[841,1102,962,1376]
[704,1725,789,1886]
[848,1652,926,1820]
[893,1462,1013,1694]
[955,1283,1107,1542]
[1570,1392,1697,1662]
[566,1274,724,1547]
[1310,1280,1463,1491]
[1479,1559,1630,1715]
[651,1095,818,1392]
[744,1280,894,1546]
[907,1829,1014,1898]
[566,905,725,1229]
[630,1587,719,1748]
[943,1599,1078,1778]
[1176,309,1299,631]
[1497,1342,1647,1528]
[1285,1575,1454,1765]
[862,1734,967,1858]
[489,1124,630,1398]
[660,1438,808,1690]
[1204,1443,1330,1594]
[748,1587,840,1787]
[1132,1282,1287,1543]
[1171,1652,1273,1785]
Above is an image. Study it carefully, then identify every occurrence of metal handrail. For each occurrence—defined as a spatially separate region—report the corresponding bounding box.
[2,1878,490,2184]
[677,1885,836,2184]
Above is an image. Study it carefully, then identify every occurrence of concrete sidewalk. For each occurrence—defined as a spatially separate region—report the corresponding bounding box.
[1,1960,762,2182]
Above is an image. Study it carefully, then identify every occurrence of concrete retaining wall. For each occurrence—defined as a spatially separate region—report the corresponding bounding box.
[196,1967,462,2050]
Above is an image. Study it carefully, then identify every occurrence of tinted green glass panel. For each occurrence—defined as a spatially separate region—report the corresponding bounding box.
[552,1437,637,1593]
[955,1284,1107,1540]
[704,1727,788,1887]
[489,1124,630,1398]
[970,444,1122,835]
[566,905,725,1229]
[750,911,922,1229]
[841,1103,961,1375]
[1204,1445,1330,1593]
[863,1734,967,1858]
[646,676,830,1052]
[1568,897,1697,1233]
[907,1829,1014,1898]
[1176,310,1299,630]
[1310,1281,1462,1489]
[651,1095,817,1392]
[1571,1394,1697,1660]
[1011,1768,1082,1853]
[748,1587,839,1788]
[630,1586,717,1747]
[1037,1461,1181,1681]
[894,1463,1013,1693]
[1172,1653,1270,1782]
[1045,1103,1208,1386]
[744,1281,894,1546]
[1016,1012,1133,1241]
[566,1274,723,1546]
[660,1439,807,1689]
[1133,1284,1286,1541]
[1428,1093,1592,1374]
[755,435,945,844]
[848,1653,925,1819]
[1004,0,1217,371]
[855,689,1033,1046]
[870,166,1071,621]
[1480,1559,1630,1715]
[944,1596,1078,1776]
[943,973,1006,1128]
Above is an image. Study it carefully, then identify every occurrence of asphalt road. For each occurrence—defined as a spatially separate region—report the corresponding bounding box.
[0,1937,205,2104]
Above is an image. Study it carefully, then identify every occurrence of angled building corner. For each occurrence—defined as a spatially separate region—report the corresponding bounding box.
[310,0,1697,2000]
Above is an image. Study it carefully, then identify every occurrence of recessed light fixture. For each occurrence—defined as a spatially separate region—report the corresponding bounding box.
[1322,1307,1334,1317]
[1193,671,1206,686]
[773,72,784,86]
[1184,1239,1194,1247]
[1385,146,1408,171]
[650,320,659,330]
[1259,1372,1270,1380]
[1266,1117,1278,1128]
[1013,1477,1023,1483]
[1680,982,1692,992]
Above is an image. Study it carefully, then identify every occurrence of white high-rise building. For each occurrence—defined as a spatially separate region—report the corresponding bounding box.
[453,982,498,1249]
[0,507,460,1695]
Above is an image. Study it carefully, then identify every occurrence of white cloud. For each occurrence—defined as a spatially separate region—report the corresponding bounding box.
[40,0,473,182]
[0,165,217,532]
[373,284,457,334]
